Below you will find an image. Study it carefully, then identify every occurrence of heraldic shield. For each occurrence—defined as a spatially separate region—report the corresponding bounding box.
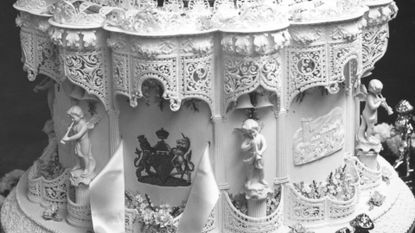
[133,128,195,186]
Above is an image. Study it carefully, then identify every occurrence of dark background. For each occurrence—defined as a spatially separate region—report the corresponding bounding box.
[0,0,415,177]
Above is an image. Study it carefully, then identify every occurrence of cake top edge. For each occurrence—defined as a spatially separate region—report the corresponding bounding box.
[13,0,394,34]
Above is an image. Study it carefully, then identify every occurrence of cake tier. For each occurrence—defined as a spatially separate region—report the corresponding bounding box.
[2,157,414,233]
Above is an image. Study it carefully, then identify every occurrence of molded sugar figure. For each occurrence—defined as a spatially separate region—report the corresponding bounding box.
[240,119,268,191]
[61,105,96,181]
[358,79,393,144]
[356,79,393,169]
[238,119,271,217]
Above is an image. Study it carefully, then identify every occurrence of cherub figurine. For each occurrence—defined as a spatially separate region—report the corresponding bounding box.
[238,119,268,189]
[358,79,393,143]
[60,105,96,177]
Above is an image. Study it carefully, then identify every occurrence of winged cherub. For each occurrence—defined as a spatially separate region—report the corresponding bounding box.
[60,105,99,177]
[357,79,393,144]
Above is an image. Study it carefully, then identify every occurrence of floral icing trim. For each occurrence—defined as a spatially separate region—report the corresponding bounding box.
[367,191,385,211]
[125,191,184,233]
[105,0,289,34]
[293,164,358,201]
[42,203,63,221]
[289,0,364,22]
[288,223,315,233]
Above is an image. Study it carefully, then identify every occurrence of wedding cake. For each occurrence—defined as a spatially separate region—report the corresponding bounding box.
[2,0,415,232]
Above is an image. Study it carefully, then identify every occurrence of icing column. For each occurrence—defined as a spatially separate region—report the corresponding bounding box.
[60,105,98,227]
[238,119,272,217]
[221,20,290,218]
[48,1,112,227]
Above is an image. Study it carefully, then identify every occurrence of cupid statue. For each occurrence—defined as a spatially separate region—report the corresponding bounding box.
[358,79,393,144]
[60,105,96,180]
[237,119,270,200]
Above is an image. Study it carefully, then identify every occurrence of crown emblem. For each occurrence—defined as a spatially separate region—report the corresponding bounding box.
[156,128,169,140]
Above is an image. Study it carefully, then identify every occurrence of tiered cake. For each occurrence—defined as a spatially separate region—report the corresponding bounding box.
[2,0,415,232]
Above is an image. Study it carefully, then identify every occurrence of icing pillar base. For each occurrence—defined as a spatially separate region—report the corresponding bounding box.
[245,183,271,217]
[356,150,379,171]
[247,198,267,218]
[356,140,382,170]
[74,183,90,206]
[66,172,95,228]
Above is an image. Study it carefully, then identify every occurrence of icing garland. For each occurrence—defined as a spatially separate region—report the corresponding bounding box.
[293,164,358,201]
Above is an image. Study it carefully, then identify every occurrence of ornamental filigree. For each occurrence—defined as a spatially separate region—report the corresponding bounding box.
[180,37,214,56]
[82,31,97,48]
[112,53,129,97]
[223,192,282,233]
[49,28,64,46]
[286,45,327,108]
[107,36,129,51]
[221,31,290,56]
[365,2,398,27]
[293,107,345,166]
[202,209,216,233]
[49,28,99,50]
[63,50,109,110]
[181,54,213,107]
[224,53,282,109]
[331,24,361,42]
[330,41,361,86]
[289,27,322,45]
[66,32,82,48]
[20,29,37,81]
[131,57,179,109]
[132,39,176,58]
[362,24,389,76]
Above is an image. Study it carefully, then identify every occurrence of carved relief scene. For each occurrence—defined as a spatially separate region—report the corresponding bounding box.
[293,107,345,166]
[287,87,347,183]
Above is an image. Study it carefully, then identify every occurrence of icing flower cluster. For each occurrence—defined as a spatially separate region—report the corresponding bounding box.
[293,164,358,201]
[125,191,184,232]
[105,0,289,34]
[289,0,364,22]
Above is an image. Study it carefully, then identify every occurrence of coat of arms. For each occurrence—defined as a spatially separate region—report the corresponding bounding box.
[133,128,195,186]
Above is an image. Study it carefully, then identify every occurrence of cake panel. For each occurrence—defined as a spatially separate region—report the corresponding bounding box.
[287,88,347,183]
[118,96,213,206]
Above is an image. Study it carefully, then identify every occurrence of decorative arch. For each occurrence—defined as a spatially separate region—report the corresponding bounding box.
[62,50,110,111]
[224,52,283,113]
[126,75,215,115]
[285,41,362,110]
